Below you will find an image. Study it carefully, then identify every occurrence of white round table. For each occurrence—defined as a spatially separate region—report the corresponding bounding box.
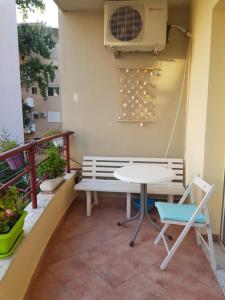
[114,164,174,246]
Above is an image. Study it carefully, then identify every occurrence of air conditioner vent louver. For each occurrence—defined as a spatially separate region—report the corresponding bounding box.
[110,6,143,41]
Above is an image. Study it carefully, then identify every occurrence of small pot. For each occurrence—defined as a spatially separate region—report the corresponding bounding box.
[6,153,25,170]
[0,211,27,256]
[40,177,64,192]
[53,138,64,148]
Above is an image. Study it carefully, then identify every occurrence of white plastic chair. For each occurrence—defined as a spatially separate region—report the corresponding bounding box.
[154,175,217,271]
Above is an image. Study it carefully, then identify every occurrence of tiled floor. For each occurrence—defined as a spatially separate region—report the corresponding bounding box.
[27,197,224,300]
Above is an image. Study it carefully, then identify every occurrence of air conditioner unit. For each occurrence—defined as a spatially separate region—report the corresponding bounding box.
[104,0,168,53]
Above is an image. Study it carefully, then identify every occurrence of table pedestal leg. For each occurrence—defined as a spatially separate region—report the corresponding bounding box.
[117,183,172,246]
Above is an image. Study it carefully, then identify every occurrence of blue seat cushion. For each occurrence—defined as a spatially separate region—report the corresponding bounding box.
[155,202,205,223]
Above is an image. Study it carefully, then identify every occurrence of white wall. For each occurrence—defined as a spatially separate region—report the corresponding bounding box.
[0,0,24,143]
[203,6,225,234]
[58,5,190,162]
[185,0,218,183]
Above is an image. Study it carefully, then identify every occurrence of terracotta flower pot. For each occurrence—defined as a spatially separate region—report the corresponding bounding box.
[6,153,25,170]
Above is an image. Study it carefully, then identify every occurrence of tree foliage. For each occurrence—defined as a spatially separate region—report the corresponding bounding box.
[16,0,45,17]
[18,23,55,59]
[18,23,56,99]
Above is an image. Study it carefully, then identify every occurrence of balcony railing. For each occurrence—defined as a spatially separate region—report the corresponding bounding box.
[0,131,74,209]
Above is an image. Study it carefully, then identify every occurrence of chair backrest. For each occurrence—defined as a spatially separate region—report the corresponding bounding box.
[178,176,215,222]
[82,156,184,181]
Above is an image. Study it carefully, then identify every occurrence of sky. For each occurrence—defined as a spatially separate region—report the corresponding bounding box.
[16,0,58,28]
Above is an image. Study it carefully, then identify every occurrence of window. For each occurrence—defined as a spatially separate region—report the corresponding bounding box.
[32,87,37,95]
[54,65,59,70]
[48,87,60,97]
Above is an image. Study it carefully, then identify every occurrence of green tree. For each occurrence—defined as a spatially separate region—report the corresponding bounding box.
[16,0,45,17]
[18,23,56,99]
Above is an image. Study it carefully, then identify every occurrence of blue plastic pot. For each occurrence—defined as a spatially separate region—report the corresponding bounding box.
[134,197,155,212]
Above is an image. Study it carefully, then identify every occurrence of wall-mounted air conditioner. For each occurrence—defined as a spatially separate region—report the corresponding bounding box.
[104,0,168,53]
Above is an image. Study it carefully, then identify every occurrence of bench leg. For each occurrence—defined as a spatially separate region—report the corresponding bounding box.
[86,191,92,216]
[127,193,131,219]
[167,195,174,203]
[93,191,98,205]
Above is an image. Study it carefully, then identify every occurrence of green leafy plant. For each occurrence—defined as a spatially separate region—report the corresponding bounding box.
[16,0,45,18]
[22,103,33,132]
[0,187,27,234]
[18,23,56,99]
[0,129,18,153]
[37,147,66,179]
[43,129,61,137]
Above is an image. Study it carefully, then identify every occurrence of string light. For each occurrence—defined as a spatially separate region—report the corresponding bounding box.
[118,67,159,124]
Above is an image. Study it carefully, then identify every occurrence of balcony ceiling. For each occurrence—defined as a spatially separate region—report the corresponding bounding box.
[54,0,190,11]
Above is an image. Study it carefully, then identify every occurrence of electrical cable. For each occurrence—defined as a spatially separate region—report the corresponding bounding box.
[164,39,192,158]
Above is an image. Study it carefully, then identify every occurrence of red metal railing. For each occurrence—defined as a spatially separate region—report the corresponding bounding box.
[0,131,74,209]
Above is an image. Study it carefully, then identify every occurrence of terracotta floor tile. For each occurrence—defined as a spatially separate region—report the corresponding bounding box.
[28,271,72,300]
[26,197,224,300]
[96,253,139,288]
[115,272,165,300]
[65,271,113,300]
[48,257,92,285]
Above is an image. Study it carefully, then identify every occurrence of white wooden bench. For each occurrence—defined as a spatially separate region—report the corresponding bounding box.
[75,156,185,218]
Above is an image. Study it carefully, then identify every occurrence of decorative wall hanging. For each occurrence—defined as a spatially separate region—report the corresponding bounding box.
[117,67,161,126]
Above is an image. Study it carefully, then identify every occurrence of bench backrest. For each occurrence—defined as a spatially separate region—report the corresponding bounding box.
[82,156,184,183]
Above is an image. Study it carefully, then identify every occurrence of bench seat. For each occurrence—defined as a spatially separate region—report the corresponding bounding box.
[75,156,185,217]
[76,179,185,195]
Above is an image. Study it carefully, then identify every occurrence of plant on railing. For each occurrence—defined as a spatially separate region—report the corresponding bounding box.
[37,147,66,192]
[0,186,28,257]
[43,129,61,137]
[43,128,64,147]
[0,129,25,171]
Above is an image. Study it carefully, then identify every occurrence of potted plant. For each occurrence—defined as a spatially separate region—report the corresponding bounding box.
[38,146,66,192]
[43,129,64,148]
[0,129,25,170]
[0,186,28,257]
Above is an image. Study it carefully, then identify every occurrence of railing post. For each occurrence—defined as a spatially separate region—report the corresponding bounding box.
[64,135,71,173]
[28,143,37,208]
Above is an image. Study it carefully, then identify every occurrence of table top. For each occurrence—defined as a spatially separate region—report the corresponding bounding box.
[114,164,174,184]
